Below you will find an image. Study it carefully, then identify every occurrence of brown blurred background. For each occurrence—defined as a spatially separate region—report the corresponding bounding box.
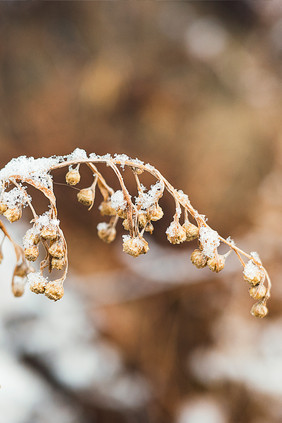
[0,2,282,423]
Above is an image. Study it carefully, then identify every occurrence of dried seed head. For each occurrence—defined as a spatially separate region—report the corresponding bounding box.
[40,226,57,241]
[14,262,29,277]
[12,275,26,297]
[99,200,117,216]
[30,280,46,294]
[122,235,149,257]
[138,213,148,228]
[191,249,208,268]
[44,282,64,301]
[0,202,7,214]
[24,246,39,262]
[182,221,199,241]
[207,255,225,273]
[66,168,80,185]
[251,302,268,318]
[117,209,127,219]
[166,221,186,244]
[249,284,267,301]
[145,222,154,234]
[149,204,164,222]
[51,257,65,270]
[4,207,22,223]
[77,188,95,207]
[97,223,116,243]
[48,241,65,259]
[122,219,130,231]
[243,261,264,286]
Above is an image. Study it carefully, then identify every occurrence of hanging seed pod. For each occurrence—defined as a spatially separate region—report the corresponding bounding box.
[66,168,80,185]
[77,187,95,208]
[207,255,225,273]
[45,281,64,301]
[14,262,29,277]
[243,260,264,286]
[51,257,65,270]
[41,225,57,241]
[4,207,22,223]
[122,219,130,231]
[12,275,26,297]
[149,204,163,221]
[99,200,117,216]
[249,284,267,301]
[30,280,46,294]
[138,213,148,228]
[182,221,199,242]
[97,223,116,243]
[24,246,39,262]
[191,249,207,268]
[0,203,7,214]
[123,235,149,257]
[251,301,268,318]
[166,221,186,244]
[48,241,65,259]
[145,222,154,234]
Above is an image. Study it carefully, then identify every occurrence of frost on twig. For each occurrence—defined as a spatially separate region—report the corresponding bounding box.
[0,149,271,317]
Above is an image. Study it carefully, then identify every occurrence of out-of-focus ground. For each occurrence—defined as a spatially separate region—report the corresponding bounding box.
[0,2,282,422]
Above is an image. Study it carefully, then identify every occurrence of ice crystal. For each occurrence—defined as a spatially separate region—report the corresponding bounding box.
[111,190,127,210]
[199,226,220,258]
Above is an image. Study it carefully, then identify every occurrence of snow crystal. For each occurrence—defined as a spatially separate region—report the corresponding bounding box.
[23,227,40,249]
[243,260,261,280]
[199,226,220,258]
[111,190,127,210]
[66,148,88,162]
[89,153,99,161]
[114,154,129,170]
[226,236,235,246]
[166,221,178,237]
[36,212,60,229]
[135,181,163,210]
[250,251,262,264]
[145,164,155,172]
[178,190,189,204]
[2,187,31,209]
[97,222,109,231]
[27,272,47,285]
[132,158,144,166]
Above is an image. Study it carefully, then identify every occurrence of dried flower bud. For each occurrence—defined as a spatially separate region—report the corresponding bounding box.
[182,221,199,241]
[122,235,149,257]
[45,281,64,301]
[4,207,22,223]
[138,213,148,228]
[12,275,26,297]
[48,241,65,259]
[207,255,225,273]
[97,223,116,243]
[117,209,127,219]
[249,284,267,301]
[191,249,207,268]
[145,222,154,234]
[77,188,95,207]
[30,280,46,294]
[40,226,57,241]
[122,219,130,231]
[0,202,7,214]
[166,221,186,244]
[243,261,264,286]
[51,258,65,270]
[14,262,29,277]
[24,246,39,262]
[66,168,80,185]
[251,302,268,318]
[99,200,117,216]
[149,204,164,222]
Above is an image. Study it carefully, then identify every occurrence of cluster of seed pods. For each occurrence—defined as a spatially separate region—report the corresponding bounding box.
[0,151,271,316]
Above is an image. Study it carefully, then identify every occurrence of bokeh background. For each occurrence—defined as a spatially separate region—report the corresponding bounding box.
[0,1,282,422]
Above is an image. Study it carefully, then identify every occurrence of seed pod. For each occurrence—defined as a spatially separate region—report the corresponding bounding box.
[41,226,57,241]
[97,223,116,243]
[30,280,46,294]
[182,221,199,242]
[123,236,149,257]
[249,284,267,300]
[99,200,117,216]
[138,213,148,228]
[4,207,22,223]
[117,209,127,219]
[14,262,29,277]
[24,246,39,262]
[251,302,268,318]
[191,249,207,268]
[51,257,65,270]
[145,222,154,234]
[48,241,65,259]
[166,221,186,244]
[207,255,225,273]
[131,166,144,175]
[149,204,164,222]
[12,275,26,297]
[122,219,130,231]
[44,282,64,301]
[0,203,7,214]
[243,261,264,286]
[66,168,80,185]
[77,187,95,208]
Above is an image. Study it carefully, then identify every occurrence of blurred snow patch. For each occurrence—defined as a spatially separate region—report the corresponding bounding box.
[177,397,226,423]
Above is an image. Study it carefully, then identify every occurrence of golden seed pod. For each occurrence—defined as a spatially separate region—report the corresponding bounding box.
[44,282,64,301]
[182,221,199,242]
[24,246,39,262]
[97,224,116,243]
[0,202,7,214]
[138,213,148,228]
[249,284,267,301]
[207,255,225,273]
[3,207,22,223]
[30,281,46,294]
[12,276,26,297]
[149,204,164,222]
[41,226,57,241]
[243,272,263,286]
[145,222,154,234]
[51,257,65,270]
[99,200,117,216]
[191,249,208,269]
[166,223,187,244]
[14,262,29,277]
[251,302,268,318]
[66,169,80,186]
[77,188,95,207]
[122,219,130,231]
[117,209,127,219]
[123,236,149,257]
[48,241,65,259]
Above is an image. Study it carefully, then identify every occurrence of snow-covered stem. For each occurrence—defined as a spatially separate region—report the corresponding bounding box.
[0,150,271,316]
